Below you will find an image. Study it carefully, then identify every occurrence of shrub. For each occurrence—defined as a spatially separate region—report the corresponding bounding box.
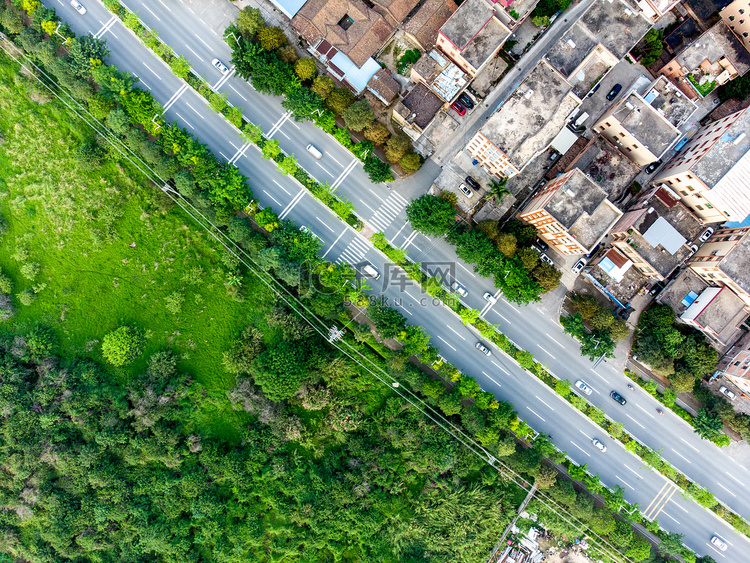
[385,135,411,163]
[164,292,185,315]
[17,289,37,307]
[277,45,298,64]
[101,325,145,366]
[326,87,355,115]
[311,75,335,100]
[0,274,12,294]
[342,100,374,131]
[257,27,287,51]
[294,58,317,81]
[20,262,40,281]
[364,122,390,145]
[400,152,423,173]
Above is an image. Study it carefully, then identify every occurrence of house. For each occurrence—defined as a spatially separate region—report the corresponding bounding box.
[609,186,705,281]
[392,82,445,140]
[641,76,698,129]
[465,60,580,178]
[267,0,309,19]
[517,169,623,256]
[654,108,750,223]
[436,0,511,78]
[597,247,634,282]
[688,226,750,307]
[367,68,401,105]
[411,50,468,102]
[633,0,681,20]
[658,21,750,99]
[592,91,682,167]
[716,330,750,395]
[722,0,750,53]
[402,0,458,51]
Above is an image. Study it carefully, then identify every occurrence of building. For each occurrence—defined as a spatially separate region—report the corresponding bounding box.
[593,92,683,167]
[610,186,705,281]
[392,82,445,139]
[517,169,623,256]
[659,21,750,99]
[716,331,750,395]
[689,226,750,306]
[436,0,511,78]
[367,68,401,105]
[634,0,681,20]
[465,60,580,178]
[722,0,750,53]
[654,108,750,223]
[402,0,458,51]
[410,49,468,102]
[642,76,698,129]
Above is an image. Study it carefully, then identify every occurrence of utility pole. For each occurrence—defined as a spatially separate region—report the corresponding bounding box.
[485,483,539,563]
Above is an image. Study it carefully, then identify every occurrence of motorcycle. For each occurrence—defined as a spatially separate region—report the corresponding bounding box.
[627,384,634,390]
[656,409,664,415]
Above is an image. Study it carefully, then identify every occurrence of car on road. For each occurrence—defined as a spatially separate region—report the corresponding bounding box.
[710,535,728,551]
[610,391,627,406]
[606,83,622,101]
[458,183,473,198]
[699,227,715,243]
[475,342,491,356]
[645,160,662,174]
[451,281,468,297]
[70,0,86,14]
[574,379,593,396]
[300,225,321,242]
[719,385,736,400]
[483,291,497,304]
[361,263,381,280]
[571,258,587,274]
[540,254,554,266]
[212,58,230,75]
[458,92,475,109]
[306,144,323,159]
[592,439,607,452]
[465,176,481,191]
[450,101,466,116]
[534,238,549,252]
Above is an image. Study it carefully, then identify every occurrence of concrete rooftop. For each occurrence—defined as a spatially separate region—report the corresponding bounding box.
[578,0,652,59]
[676,20,750,75]
[399,82,444,128]
[658,268,709,316]
[691,287,749,345]
[642,76,697,128]
[609,92,680,158]
[720,232,750,296]
[568,136,641,201]
[461,17,509,69]
[481,60,580,170]
[545,22,600,78]
[439,0,494,50]
[692,109,750,187]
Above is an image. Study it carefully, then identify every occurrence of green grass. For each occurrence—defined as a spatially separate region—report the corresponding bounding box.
[687,73,717,97]
[0,57,273,441]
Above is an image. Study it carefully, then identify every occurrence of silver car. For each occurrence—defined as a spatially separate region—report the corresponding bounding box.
[475,342,491,356]
[592,439,607,453]
[70,0,86,14]
[451,281,468,297]
[212,58,230,75]
[574,379,593,396]
[710,535,728,551]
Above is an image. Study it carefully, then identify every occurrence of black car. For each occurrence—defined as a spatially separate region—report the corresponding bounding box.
[610,391,627,406]
[586,82,601,98]
[606,83,622,101]
[458,92,475,109]
[465,176,481,191]
[534,238,549,252]
[645,160,662,174]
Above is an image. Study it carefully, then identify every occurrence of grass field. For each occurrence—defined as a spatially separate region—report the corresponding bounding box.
[0,55,272,441]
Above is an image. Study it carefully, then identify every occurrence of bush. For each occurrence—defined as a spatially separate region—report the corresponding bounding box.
[294,58,317,81]
[364,122,390,145]
[257,27,287,51]
[0,274,12,294]
[326,87,355,115]
[400,152,423,173]
[17,289,36,307]
[363,157,392,183]
[385,135,411,163]
[20,262,40,281]
[342,100,374,131]
[101,325,145,366]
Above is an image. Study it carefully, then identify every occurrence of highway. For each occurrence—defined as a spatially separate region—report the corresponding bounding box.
[42,0,750,558]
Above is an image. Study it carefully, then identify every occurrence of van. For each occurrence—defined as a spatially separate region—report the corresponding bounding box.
[306,144,323,159]
[362,263,381,280]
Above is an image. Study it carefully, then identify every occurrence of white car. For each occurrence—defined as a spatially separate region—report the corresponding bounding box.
[719,385,736,400]
[483,291,497,304]
[592,439,607,453]
[571,258,587,274]
[574,379,593,396]
[70,0,86,14]
[212,58,230,75]
[710,535,728,551]
[540,254,554,266]
[475,342,491,356]
[451,281,468,297]
[699,227,714,243]
[458,183,473,198]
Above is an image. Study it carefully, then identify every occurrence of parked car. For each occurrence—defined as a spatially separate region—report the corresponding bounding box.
[212,58,230,75]
[592,439,607,452]
[645,160,662,174]
[475,342,492,356]
[450,101,466,116]
[586,82,601,98]
[548,151,560,161]
[540,254,554,266]
[574,379,593,396]
[70,0,86,14]
[458,92,475,109]
[483,291,497,304]
[451,281,468,297]
[699,227,715,243]
[711,535,728,551]
[606,83,622,101]
[534,238,549,252]
[689,243,699,254]
[465,176,481,191]
[458,183,473,197]
[585,243,601,259]
[572,258,587,274]
[719,386,736,400]
[610,391,627,406]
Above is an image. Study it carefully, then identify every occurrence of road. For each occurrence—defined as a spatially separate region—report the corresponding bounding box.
[43,0,749,558]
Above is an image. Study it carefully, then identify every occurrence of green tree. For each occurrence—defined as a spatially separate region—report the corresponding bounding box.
[237,6,264,38]
[250,51,296,96]
[400,152,423,173]
[406,194,456,237]
[343,100,375,131]
[68,34,110,77]
[385,134,412,163]
[531,262,562,292]
[658,532,684,557]
[87,94,116,119]
[422,379,446,399]
[282,86,325,122]
[640,28,664,66]
[517,247,539,271]
[438,389,463,416]
[326,87,355,115]
[363,157,392,183]
[168,54,191,80]
[489,178,509,202]
[311,75,335,99]
[693,407,724,441]
[253,341,309,401]
[262,139,281,161]
[495,233,517,258]
[101,325,145,366]
[368,297,407,339]
[532,15,550,27]
[535,465,558,488]
[257,26,287,51]
[364,121,390,145]
[294,58,317,81]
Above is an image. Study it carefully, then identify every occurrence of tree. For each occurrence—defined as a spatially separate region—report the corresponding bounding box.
[326,87,355,115]
[343,100,375,131]
[282,87,325,122]
[535,465,557,488]
[311,75,335,100]
[438,389,463,416]
[610,519,634,547]
[495,233,517,258]
[589,507,616,535]
[237,7,265,38]
[439,191,457,206]
[693,407,724,441]
[363,157,392,183]
[531,262,561,292]
[422,379,446,399]
[516,247,539,271]
[504,218,538,247]
[168,55,191,80]
[87,94,116,120]
[531,15,550,27]
[294,58,317,81]
[658,532,684,557]
[102,325,145,366]
[262,139,281,161]
[640,28,664,66]
[1,9,26,35]
[400,152,423,173]
[257,27,287,51]
[253,341,309,401]
[364,121,390,145]
[406,194,456,237]
[385,135,411,163]
[489,178,509,202]
[250,51,296,96]
[368,298,407,339]
[68,35,110,77]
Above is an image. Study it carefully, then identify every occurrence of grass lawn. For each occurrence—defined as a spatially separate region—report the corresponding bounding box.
[0,56,272,441]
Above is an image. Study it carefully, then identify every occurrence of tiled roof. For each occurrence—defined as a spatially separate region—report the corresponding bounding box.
[403,0,458,50]
[367,68,401,103]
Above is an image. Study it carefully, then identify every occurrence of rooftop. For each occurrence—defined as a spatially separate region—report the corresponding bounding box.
[657,268,709,315]
[460,17,510,70]
[398,82,445,128]
[685,286,750,346]
[664,17,701,56]
[608,92,681,158]
[676,20,750,76]
[545,22,600,78]
[481,60,580,170]
[578,0,652,59]
[545,169,622,249]
[402,0,458,50]
[367,68,401,103]
[567,136,641,201]
[642,76,697,128]
[373,0,423,23]
[684,0,732,22]
[439,0,495,50]
[720,230,750,296]
[692,109,750,186]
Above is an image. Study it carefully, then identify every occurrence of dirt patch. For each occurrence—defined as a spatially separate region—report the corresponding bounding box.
[377,31,422,78]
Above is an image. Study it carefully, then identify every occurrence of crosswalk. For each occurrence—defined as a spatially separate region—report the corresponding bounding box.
[367,191,409,233]
[335,235,371,266]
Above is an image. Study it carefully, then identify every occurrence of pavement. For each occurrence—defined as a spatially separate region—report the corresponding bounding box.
[40,0,750,559]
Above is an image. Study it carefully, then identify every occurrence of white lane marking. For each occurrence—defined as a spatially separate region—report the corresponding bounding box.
[392,223,407,242]
[184,101,205,119]
[368,188,385,203]
[174,112,194,129]
[545,333,565,348]
[401,292,421,304]
[716,482,737,497]
[228,84,248,101]
[661,511,680,524]
[588,369,607,382]
[194,33,213,50]
[315,216,335,233]
[360,201,377,214]
[625,414,645,429]
[615,475,635,491]
[142,62,162,80]
[679,437,700,452]
[492,310,511,324]
[501,298,520,312]
[481,370,503,387]
[491,360,508,374]
[705,543,727,558]
[669,448,692,465]
[635,403,656,419]
[273,180,291,195]
[437,336,457,351]
[157,0,172,10]
[132,73,151,90]
[278,190,305,220]
[330,160,357,191]
[623,464,641,477]
[397,303,413,316]
[316,162,334,177]
[457,262,476,277]
[579,429,592,440]
[262,189,281,206]
[218,151,228,160]
[538,347,555,359]
[184,44,205,62]
[275,129,290,140]
[143,4,162,20]
[321,230,347,258]
[328,154,344,167]
[672,502,689,514]
[446,325,466,340]
[569,441,590,457]
[535,395,555,411]
[726,472,743,485]
[526,407,545,422]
